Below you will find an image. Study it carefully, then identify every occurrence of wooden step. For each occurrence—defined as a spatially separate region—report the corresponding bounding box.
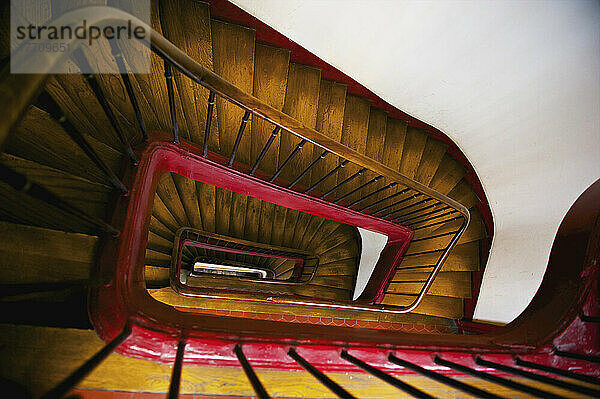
[408,208,486,252]
[387,271,472,298]
[399,127,428,179]
[399,241,480,272]
[196,180,216,233]
[429,153,466,195]
[381,293,464,319]
[311,80,347,191]
[145,249,172,267]
[144,265,170,287]
[316,258,358,277]
[0,154,112,219]
[211,19,255,162]
[414,137,448,186]
[335,95,370,205]
[158,0,215,145]
[0,222,97,285]
[251,44,290,174]
[156,173,191,228]
[281,208,301,248]
[8,106,122,186]
[448,178,481,209]
[229,192,248,239]
[146,230,173,255]
[45,74,126,153]
[172,173,203,229]
[377,118,408,203]
[0,166,107,235]
[151,190,182,233]
[313,223,358,255]
[279,63,321,183]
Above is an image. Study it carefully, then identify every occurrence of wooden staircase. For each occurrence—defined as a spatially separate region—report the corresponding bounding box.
[0,0,489,327]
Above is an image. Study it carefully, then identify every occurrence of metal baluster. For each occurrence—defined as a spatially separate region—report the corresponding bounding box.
[387,354,501,399]
[305,160,349,194]
[371,193,422,216]
[234,344,270,399]
[269,140,306,183]
[411,230,459,243]
[347,182,397,208]
[514,357,600,385]
[412,215,463,231]
[407,210,458,227]
[288,348,355,399]
[475,357,600,397]
[340,350,433,399]
[358,188,412,212]
[167,338,187,399]
[395,206,451,224]
[72,48,137,164]
[289,150,329,189]
[37,92,128,195]
[203,91,216,156]
[163,60,179,144]
[378,197,433,218]
[251,126,280,175]
[554,348,600,364]
[334,175,382,204]
[40,324,131,399]
[228,110,252,167]
[319,168,366,199]
[434,356,563,399]
[107,36,147,141]
[0,164,119,236]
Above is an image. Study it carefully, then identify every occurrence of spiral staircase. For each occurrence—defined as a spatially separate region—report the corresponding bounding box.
[0,1,598,398]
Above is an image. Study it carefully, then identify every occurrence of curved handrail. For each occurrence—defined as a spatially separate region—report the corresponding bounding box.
[1,5,470,313]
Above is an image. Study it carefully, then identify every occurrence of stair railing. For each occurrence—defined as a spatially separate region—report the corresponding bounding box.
[1,5,470,313]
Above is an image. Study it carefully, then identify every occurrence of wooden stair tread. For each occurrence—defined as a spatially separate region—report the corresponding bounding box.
[8,106,122,186]
[388,271,472,298]
[279,63,321,183]
[429,154,466,195]
[156,173,191,228]
[399,127,428,180]
[159,0,215,145]
[0,180,97,235]
[251,44,290,174]
[211,19,255,163]
[399,241,480,271]
[0,154,112,218]
[448,178,481,209]
[381,293,464,319]
[335,95,370,204]
[415,137,448,186]
[407,209,486,252]
[0,222,97,284]
[172,173,203,230]
[311,80,347,191]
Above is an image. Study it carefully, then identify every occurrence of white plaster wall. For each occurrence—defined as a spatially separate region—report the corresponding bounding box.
[231,0,600,324]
